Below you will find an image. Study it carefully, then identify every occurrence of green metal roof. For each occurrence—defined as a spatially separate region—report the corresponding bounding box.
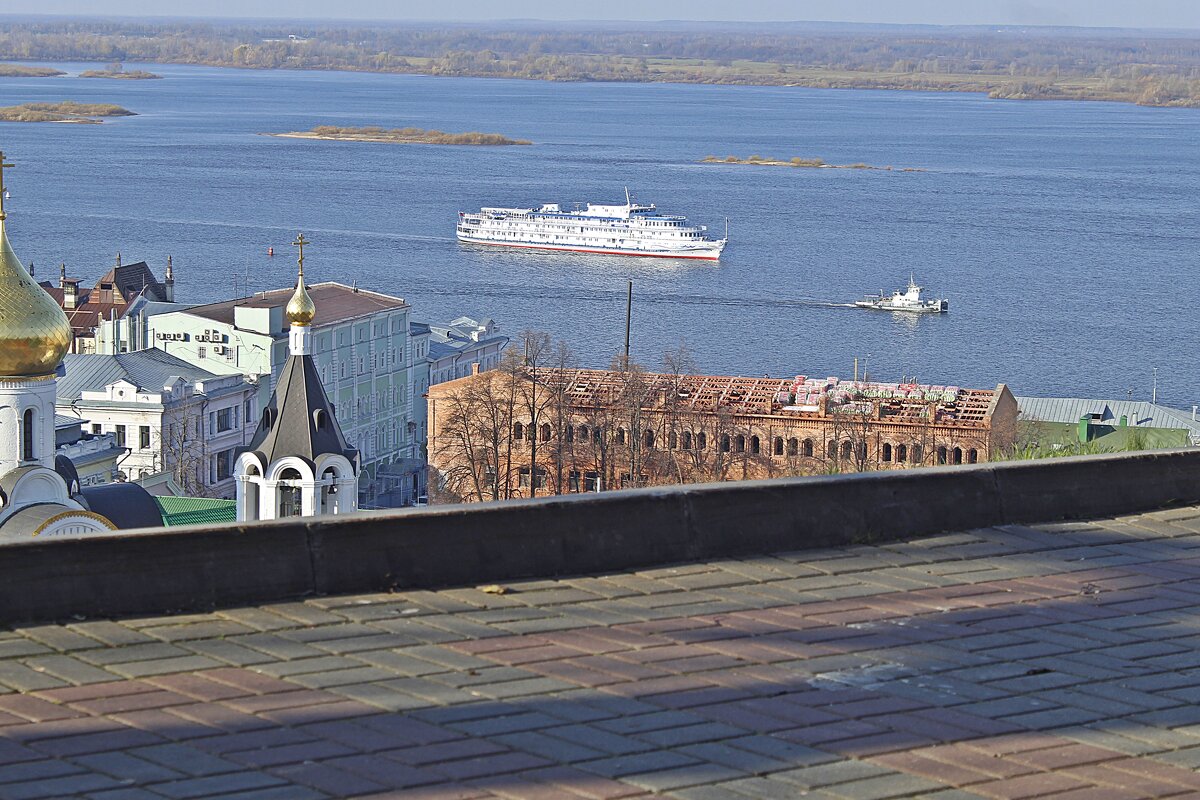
[153,496,237,527]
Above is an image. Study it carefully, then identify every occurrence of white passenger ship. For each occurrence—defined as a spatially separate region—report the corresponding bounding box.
[457,190,727,260]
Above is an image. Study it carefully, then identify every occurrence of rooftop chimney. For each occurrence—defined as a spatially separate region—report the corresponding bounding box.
[116,251,121,267]
[63,279,78,310]
[164,255,175,303]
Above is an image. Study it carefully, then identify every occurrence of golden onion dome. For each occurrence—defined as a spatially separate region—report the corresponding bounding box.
[285,271,316,326]
[286,232,316,326]
[0,216,73,377]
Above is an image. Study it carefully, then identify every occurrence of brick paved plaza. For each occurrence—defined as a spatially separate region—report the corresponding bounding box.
[2,506,1200,798]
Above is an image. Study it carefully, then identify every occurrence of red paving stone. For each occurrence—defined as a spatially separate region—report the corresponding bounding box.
[0,507,1196,797]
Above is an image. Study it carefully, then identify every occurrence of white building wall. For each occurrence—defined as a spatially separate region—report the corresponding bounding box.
[149,304,417,504]
[58,378,256,499]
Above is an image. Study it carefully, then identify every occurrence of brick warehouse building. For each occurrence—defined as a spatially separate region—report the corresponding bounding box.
[427,367,1019,502]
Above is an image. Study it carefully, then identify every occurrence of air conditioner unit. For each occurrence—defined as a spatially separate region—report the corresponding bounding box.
[213,345,227,355]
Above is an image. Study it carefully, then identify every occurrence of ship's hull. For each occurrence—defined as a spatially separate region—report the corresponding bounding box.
[457,234,724,261]
[854,300,948,314]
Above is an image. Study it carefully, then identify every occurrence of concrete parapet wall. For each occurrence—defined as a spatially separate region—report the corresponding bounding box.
[4,448,1200,624]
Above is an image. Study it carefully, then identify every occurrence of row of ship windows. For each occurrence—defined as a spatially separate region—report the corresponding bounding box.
[464,228,704,240]
[477,223,703,238]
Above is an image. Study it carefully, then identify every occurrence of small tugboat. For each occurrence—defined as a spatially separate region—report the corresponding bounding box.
[855,276,948,314]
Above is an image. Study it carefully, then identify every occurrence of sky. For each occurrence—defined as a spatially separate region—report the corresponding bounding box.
[0,0,1198,29]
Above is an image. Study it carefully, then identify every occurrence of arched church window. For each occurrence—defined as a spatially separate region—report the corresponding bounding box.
[279,467,303,517]
[22,409,34,461]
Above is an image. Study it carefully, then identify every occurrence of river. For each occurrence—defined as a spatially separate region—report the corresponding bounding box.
[1,63,1197,404]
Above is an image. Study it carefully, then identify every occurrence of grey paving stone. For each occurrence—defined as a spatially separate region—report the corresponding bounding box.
[231,634,328,661]
[638,722,747,748]
[84,788,168,800]
[0,773,125,800]
[724,735,840,768]
[65,622,157,647]
[140,621,256,643]
[772,759,893,789]
[622,762,747,792]
[670,782,760,800]
[326,681,436,711]
[129,743,241,777]
[12,625,105,653]
[178,639,277,667]
[579,749,703,779]
[142,771,284,799]
[78,644,192,666]
[0,662,67,692]
[18,655,121,685]
[821,773,949,799]
[544,724,657,756]
[73,751,185,783]
[287,667,398,689]
[451,711,564,737]
[493,730,606,763]
[258,603,345,627]
[597,711,706,735]
[676,742,794,775]
[215,608,301,632]
[107,656,223,679]
[0,759,86,786]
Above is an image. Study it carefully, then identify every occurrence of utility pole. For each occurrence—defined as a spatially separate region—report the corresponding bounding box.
[1152,367,1158,404]
[853,357,859,383]
[623,280,632,370]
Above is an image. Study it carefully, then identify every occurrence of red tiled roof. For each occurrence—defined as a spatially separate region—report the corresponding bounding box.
[186,282,407,327]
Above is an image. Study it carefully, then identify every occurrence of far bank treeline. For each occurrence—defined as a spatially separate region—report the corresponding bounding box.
[1,20,1199,107]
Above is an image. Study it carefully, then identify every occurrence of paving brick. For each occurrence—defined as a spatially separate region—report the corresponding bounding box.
[968,772,1094,799]
[188,727,312,755]
[0,772,126,799]
[129,742,242,776]
[822,773,951,799]
[543,725,656,757]
[144,673,255,702]
[389,738,509,766]
[580,750,702,779]
[424,751,551,782]
[179,638,279,667]
[166,702,276,733]
[0,663,66,693]
[73,750,185,783]
[107,656,223,679]
[143,772,286,799]
[322,753,442,787]
[19,655,120,685]
[12,625,105,653]
[83,788,168,800]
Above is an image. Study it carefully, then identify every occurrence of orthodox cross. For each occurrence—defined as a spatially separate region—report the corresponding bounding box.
[292,232,309,278]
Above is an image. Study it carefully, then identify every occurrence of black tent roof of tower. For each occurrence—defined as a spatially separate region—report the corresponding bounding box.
[242,351,357,470]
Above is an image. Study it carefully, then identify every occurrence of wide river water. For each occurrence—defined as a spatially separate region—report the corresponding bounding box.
[1,63,1197,404]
